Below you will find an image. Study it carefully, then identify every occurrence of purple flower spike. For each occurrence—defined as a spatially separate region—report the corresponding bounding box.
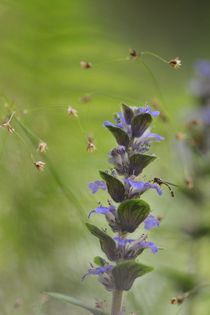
[139,240,158,254]
[88,180,107,194]
[144,215,160,230]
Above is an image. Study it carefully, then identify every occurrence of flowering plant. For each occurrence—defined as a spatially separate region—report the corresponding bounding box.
[84,104,165,315]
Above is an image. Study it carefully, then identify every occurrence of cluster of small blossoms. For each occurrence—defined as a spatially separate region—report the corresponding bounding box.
[84,104,165,294]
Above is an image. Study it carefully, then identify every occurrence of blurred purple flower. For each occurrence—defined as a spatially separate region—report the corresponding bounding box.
[88,180,107,194]
[82,265,113,280]
[144,215,160,230]
[139,240,158,254]
[88,205,116,218]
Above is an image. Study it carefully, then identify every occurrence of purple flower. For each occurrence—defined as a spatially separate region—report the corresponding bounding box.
[136,105,160,117]
[194,60,210,78]
[109,146,129,175]
[88,205,116,218]
[114,236,134,247]
[82,265,113,280]
[88,180,107,194]
[144,215,160,230]
[132,130,164,154]
[139,240,158,254]
[114,236,159,255]
[125,178,163,196]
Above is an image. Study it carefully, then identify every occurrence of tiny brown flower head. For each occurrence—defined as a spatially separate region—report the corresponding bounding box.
[2,122,15,134]
[187,119,202,129]
[169,57,182,69]
[80,61,92,69]
[175,132,186,141]
[128,48,139,59]
[67,106,78,118]
[79,94,92,104]
[185,176,194,189]
[87,136,96,153]
[1,112,15,134]
[170,295,185,305]
[151,98,168,122]
[38,141,48,153]
[14,298,23,309]
[34,161,46,171]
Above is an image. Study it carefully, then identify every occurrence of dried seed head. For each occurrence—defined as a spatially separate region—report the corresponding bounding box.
[87,136,96,153]
[80,94,92,103]
[2,122,15,134]
[95,299,106,310]
[176,132,186,141]
[151,98,168,122]
[170,295,185,304]
[185,176,194,189]
[14,298,23,309]
[1,112,15,134]
[80,61,92,69]
[34,161,46,171]
[187,119,202,128]
[169,57,182,69]
[129,48,139,59]
[67,106,78,118]
[38,141,48,153]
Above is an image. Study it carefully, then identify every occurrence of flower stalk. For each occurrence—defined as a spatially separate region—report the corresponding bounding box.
[111,290,124,315]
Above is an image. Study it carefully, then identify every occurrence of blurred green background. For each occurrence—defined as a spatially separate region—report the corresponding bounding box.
[0,0,210,314]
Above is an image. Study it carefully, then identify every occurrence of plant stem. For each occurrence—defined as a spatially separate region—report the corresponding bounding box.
[111,290,123,315]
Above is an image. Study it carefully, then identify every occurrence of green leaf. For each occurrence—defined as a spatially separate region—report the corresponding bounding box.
[94,256,106,266]
[129,154,156,176]
[99,171,125,202]
[112,261,153,291]
[118,199,150,233]
[131,113,152,137]
[47,292,108,315]
[86,223,118,261]
[122,103,134,124]
[105,124,129,147]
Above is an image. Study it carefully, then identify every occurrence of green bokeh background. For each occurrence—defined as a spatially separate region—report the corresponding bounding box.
[0,0,210,314]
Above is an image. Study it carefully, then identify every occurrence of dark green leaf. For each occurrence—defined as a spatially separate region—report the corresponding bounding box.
[129,154,156,176]
[47,292,108,315]
[131,113,152,137]
[117,199,150,233]
[122,103,134,124]
[112,261,153,291]
[105,125,129,147]
[99,171,125,202]
[86,223,118,261]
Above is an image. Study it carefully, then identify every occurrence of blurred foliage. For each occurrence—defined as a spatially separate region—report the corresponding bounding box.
[0,0,210,314]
